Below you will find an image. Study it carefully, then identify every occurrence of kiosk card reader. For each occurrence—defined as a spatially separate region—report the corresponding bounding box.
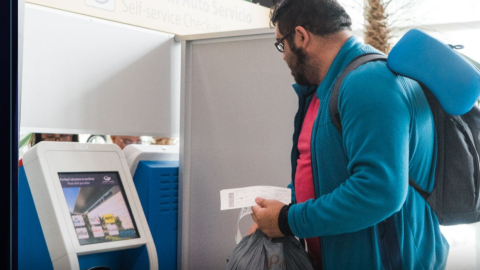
[20,142,158,270]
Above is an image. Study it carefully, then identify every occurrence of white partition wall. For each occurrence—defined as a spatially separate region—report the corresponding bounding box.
[21,4,180,137]
[178,29,298,269]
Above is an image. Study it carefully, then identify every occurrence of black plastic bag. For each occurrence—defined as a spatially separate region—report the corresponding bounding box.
[226,229,314,270]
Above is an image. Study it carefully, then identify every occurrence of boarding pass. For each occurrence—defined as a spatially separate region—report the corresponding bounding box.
[220,186,291,210]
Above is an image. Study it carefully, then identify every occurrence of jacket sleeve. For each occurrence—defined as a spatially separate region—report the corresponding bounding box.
[288,62,412,237]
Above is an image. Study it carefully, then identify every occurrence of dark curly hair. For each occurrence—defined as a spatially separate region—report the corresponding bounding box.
[270,0,352,44]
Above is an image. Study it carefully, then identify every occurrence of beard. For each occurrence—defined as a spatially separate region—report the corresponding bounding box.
[288,43,315,86]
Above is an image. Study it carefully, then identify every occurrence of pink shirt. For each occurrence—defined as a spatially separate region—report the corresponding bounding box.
[295,94,322,269]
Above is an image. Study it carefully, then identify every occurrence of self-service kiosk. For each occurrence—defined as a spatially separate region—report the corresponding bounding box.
[123,144,180,270]
[19,142,158,270]
[124,144,179,176]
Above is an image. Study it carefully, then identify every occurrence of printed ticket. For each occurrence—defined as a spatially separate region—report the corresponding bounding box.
[220,186,291,210]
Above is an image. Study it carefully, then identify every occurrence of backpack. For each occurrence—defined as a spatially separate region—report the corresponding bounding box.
[329,29,480,226]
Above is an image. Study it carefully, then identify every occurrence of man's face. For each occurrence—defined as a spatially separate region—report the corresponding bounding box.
[276,26,314,86]
[41,134,73,142]
[112,135,142,150]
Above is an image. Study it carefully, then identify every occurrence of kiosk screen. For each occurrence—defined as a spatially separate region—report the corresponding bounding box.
[58,172,140,245]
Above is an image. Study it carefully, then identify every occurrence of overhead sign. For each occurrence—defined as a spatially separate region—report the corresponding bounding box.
[26,0,272,35]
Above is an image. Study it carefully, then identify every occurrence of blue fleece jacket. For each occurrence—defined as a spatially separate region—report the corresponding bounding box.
[287,36,449,269]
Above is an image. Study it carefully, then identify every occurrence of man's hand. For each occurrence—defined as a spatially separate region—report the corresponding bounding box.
[246,222,259,236]
[251,197,285,238]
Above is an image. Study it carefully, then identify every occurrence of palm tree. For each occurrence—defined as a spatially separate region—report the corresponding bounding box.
[362,0,421,54]
[115,216,124,231]
[364,0,391,54]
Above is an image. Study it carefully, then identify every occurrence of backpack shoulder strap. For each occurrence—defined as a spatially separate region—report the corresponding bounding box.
[328,54,405,270]
[329,53,388,132]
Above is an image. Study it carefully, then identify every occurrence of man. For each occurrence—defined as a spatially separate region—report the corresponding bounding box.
[111,135,142,150]
[28,133,78,147]
[250,0,449,269]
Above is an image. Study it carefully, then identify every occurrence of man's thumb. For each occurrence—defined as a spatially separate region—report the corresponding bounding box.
[255,197,265,206]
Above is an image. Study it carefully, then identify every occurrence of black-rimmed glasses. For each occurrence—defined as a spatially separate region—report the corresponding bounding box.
[275,31,295,53]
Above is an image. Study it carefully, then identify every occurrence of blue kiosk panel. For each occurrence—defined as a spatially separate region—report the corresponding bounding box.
[133,160,179,270]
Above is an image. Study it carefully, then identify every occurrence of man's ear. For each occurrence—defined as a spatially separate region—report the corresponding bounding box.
[294,26,310,49]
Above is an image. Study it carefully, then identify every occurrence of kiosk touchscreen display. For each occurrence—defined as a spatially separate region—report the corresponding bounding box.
[58,172,140,245]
